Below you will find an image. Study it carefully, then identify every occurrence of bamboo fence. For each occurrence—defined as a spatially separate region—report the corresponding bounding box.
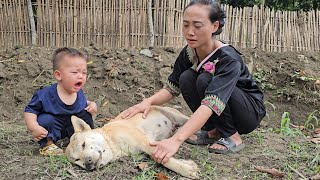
[0,0,32,48]
[0,0,320,52]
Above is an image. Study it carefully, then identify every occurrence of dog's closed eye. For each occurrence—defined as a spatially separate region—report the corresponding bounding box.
[74,158,80,162]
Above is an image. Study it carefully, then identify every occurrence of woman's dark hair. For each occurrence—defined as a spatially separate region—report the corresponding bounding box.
[185,0,226,35]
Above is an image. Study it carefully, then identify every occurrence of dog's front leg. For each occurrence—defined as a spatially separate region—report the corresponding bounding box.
[141,145,199,179]
[162,157,199,179]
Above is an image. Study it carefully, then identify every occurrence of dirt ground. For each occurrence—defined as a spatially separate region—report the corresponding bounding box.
[0,45,319,180]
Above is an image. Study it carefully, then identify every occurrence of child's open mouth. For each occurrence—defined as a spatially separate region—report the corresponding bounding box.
[74,82,83,89]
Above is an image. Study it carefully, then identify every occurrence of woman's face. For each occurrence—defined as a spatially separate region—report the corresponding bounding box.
[182,4,218,49]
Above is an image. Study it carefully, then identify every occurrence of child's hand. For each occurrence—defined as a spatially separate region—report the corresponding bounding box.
[85,100,98,116]
[32,125,48,142]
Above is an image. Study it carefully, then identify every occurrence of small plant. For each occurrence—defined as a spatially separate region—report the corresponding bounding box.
[14,44,23,49]
[48,154,71,172]
[134,169,157,180]
[310,153,320,173]
[252,68,275,90]
[292,71,317,81]
[304,110,319,130]
[279,112,303,137]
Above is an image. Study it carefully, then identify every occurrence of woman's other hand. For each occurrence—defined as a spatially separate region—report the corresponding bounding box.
[150,137,183,164]
[121,99,152,119]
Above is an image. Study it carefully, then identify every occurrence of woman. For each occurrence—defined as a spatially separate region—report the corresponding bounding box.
[122,0,266,164]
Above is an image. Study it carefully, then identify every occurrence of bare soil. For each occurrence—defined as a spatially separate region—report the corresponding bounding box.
[0,46,319,180]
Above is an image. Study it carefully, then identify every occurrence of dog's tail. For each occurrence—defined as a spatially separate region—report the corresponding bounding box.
[151,106,189,126]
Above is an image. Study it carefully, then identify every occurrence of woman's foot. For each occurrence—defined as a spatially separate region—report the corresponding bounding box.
[186,129,220,145]
[208,132,244,154]
[189,128,219,141]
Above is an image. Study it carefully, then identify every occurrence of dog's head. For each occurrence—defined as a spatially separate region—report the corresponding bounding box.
[65,116,113,170]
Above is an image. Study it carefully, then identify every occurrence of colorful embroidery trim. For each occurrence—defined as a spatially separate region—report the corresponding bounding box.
[201,95,225,116]
[163,80,180,96]
[186,46,197,64]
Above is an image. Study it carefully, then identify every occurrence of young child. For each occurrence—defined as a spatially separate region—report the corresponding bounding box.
[24,47,97,156]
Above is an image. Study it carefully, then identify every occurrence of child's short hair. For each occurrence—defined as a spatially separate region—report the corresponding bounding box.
[52,47,88,71]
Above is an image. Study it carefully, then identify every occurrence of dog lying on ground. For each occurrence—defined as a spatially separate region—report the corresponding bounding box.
[65,106,199,179]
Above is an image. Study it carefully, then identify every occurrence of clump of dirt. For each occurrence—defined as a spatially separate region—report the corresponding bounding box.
[0,46,319,179]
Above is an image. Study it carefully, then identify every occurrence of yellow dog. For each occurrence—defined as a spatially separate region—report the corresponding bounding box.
[65,106,199,179]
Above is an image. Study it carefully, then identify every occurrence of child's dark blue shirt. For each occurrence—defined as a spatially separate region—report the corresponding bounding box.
[25,83,87,116]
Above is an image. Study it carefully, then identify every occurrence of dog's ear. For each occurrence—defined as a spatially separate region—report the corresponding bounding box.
[71,116,92,132]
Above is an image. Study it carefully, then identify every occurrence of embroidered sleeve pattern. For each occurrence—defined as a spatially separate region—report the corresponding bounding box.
[201,95,226,116]
[163,80,180,96]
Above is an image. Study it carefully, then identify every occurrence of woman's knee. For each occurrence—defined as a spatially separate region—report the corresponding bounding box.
[179,69,197,88]
[196,73,212,95]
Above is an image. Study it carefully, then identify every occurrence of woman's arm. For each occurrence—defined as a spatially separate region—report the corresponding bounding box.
[172,105,213,142]
[146,89,173,105]
[121,89,173,119]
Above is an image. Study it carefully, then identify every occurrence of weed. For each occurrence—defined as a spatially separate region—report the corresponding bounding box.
[47,155,71,173]
[278,112,304,137]
[14,44,23,49]
[130,153,159,180]
[310,153,320,173]
[288,142,302,153]
[292,71,318,81]
[134,169,157,180]
[253,68,275,90]
[248,130,264,144]
[304,110,319,130]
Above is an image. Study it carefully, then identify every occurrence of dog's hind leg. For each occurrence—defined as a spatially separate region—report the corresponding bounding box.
[153,106,189,126]
[138,140,199,179]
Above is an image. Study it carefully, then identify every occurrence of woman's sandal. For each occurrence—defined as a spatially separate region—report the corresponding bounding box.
[39,143,64,156]
[208,137,245,154]
[186,130,219,145]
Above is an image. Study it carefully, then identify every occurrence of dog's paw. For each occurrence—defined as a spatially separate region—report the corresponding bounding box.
[179,159,199,179]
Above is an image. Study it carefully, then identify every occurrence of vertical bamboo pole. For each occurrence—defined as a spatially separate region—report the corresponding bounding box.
[101,0,104,47]
[119,0,122,48]
[73,0,77,47]
[314,10,320,51]
[250,6,255,48]
[11,0,17,45]
[0,1,3,47]
[16,0,21,45]
[6,0,12,47]
[49,0,53,47]
[296,12,301,51]
[93,0,97,47]
[311,10,316,51]
[2,0,7,47]
[163,0,167,46]
[83,0,87,47]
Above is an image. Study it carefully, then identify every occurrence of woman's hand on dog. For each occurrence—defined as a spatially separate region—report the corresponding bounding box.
[150,137,183,164]
[32,125,48,141]
[121,99,152,119]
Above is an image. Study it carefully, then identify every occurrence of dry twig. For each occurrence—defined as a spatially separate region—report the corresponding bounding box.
[288,165,307,180]
[254,166,284,178]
